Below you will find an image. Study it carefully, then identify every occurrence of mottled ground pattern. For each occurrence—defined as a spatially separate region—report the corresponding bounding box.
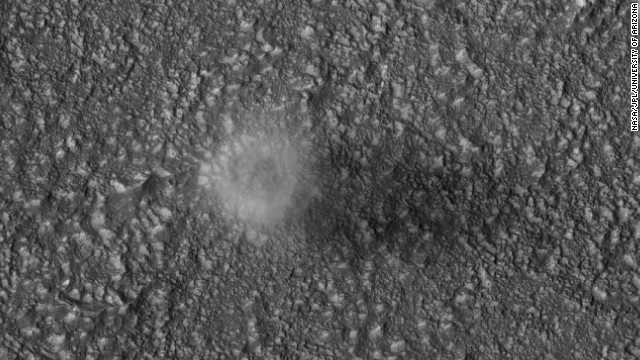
[0,0,639,359]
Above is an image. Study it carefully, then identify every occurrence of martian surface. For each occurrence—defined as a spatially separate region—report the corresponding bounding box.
[0,0,638,359]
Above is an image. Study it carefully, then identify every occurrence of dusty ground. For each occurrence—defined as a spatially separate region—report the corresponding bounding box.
[0,0,638,359]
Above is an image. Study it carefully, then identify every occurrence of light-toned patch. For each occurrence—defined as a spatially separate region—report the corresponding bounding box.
[202,133,303,227]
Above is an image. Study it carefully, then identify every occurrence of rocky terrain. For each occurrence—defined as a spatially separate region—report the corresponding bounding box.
[0,0,638,359]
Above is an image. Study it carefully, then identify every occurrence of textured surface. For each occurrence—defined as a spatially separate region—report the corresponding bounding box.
[0,0,639,359]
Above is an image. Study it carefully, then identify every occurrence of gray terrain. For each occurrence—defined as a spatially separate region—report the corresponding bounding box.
[0,0,638,359]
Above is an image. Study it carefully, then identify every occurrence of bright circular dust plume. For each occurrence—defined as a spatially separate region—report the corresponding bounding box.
[202,133,307,227]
